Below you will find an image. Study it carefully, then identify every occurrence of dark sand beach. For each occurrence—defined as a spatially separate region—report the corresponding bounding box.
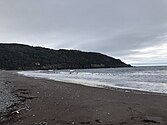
[0,71,167,125]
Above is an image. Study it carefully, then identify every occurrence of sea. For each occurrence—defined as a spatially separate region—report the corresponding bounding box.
[18,66,167,94]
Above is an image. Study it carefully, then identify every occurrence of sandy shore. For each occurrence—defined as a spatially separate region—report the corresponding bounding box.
[0,71,167,125]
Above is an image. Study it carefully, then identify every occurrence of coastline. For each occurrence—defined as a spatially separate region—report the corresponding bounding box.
[0,71,167,125]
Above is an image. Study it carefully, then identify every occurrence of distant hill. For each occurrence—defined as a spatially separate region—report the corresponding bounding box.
[0,43,131,70]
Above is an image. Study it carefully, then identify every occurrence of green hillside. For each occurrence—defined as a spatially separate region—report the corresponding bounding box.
[0,43,131,70]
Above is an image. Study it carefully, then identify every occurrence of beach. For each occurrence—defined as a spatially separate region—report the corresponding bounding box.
[0,71,167,125]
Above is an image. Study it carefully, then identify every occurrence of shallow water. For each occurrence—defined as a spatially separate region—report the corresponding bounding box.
[18,66,167,94]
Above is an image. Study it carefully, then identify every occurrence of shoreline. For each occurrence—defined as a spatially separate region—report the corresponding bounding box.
[0,71,167,125]
[18,68,167,95]
[17,71,167,97]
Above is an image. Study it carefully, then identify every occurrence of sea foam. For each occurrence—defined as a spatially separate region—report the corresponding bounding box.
[18,66,167,94]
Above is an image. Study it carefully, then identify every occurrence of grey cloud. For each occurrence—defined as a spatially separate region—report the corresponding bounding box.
[0,0,167,65]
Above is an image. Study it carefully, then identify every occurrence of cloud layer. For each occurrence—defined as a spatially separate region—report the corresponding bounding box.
[0,0,167,65]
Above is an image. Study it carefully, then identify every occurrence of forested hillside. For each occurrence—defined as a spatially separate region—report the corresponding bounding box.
[0,43,131,70]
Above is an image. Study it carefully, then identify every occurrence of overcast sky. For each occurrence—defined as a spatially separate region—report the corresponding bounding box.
[0,0,167,66]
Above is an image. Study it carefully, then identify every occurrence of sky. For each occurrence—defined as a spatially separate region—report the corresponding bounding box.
[0,0,167,66]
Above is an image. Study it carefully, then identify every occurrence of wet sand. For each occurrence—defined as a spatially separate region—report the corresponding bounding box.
[0,71,167,125]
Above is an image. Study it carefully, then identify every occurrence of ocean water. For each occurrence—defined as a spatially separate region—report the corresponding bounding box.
[18,66,167,94]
